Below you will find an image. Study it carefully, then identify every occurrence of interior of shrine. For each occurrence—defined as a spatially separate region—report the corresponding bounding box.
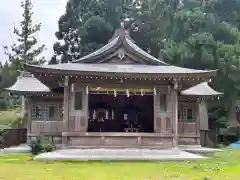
[87,92,154,133]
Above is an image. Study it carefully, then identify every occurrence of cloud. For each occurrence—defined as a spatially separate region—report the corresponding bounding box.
[0,0,67,63]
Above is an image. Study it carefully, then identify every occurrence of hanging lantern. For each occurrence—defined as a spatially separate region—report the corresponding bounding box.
[173,79,178,90]
[112,110,114,120]
[124,113,128,120]
[168,85,171,94]
[114,89,117,97]
[64,76,69,87]
[106,110,109,119]
[141,89,143,96]
[126,89,130,97]
[93,109,96,119]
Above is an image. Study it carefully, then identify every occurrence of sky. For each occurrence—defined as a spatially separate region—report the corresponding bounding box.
[0,0,67,63]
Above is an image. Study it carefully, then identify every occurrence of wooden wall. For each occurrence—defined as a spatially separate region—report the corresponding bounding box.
[27,96,63,135]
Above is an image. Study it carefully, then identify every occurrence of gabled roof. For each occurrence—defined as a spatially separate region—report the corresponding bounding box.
[24,63,217,78]
[73,28,168,65]
[181,82,222,96]
[5,72,50,95]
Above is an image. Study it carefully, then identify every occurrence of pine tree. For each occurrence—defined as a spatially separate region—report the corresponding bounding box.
[3,0,46,71]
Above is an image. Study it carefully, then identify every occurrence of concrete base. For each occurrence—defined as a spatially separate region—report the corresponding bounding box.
[0,144,31,154]
[33,148,208,161]
[179,145,222,155]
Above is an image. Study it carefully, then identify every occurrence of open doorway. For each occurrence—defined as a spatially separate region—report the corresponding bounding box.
[88,94,154,133]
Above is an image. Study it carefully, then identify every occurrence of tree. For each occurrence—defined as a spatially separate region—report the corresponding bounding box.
[1,0,46,110]
[51,0,137,64]
[3,0,46,71]
[158,0,240,127]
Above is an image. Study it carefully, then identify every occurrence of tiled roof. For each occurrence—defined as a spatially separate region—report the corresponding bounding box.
[181,82,222,96]
[24,63,217,77]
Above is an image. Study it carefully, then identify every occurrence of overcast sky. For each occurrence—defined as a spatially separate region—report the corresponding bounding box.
[0,0,67,63]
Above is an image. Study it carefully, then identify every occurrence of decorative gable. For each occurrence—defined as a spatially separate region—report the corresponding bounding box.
[73,28,168,66]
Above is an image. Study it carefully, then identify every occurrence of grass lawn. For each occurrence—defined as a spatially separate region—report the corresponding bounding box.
[0,149,240,180]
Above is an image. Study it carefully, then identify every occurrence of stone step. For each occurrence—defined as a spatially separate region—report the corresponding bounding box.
[58,148,181,156]
[65,145,172,150]
[34,148,208,161]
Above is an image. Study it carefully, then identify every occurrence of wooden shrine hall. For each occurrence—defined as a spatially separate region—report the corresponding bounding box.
[6,28,222,149]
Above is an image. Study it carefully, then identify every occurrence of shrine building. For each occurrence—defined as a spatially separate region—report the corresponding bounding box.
[6,28,222,149]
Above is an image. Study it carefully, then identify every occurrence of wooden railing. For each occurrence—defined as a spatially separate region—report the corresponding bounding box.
[31,121,63,135]
[178,122,196,134]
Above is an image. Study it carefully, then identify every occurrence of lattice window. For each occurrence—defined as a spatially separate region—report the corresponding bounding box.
[31,105,46,121]
[47,105,57,121]
[31,103,63,121]
[178,103,196,122]
[59,104,63,120]
[49,105,55,117]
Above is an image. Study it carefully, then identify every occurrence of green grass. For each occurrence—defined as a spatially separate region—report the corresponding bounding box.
[0,149,240,180]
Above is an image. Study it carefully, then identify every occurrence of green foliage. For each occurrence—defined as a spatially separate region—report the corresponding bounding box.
[43,144,55,152]
[0,0,46,109]
[51,0,136,64]
[10,116,25,129]
[0,129,5,145]
[0,100,8,110]
[3,0,46,70]
[0,109,21,127]
[30,136,56,155]
[29,138,43,155]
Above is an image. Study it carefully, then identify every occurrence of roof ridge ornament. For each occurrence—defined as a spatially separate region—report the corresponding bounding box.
[109,25,131,42]
[117,48,125,60]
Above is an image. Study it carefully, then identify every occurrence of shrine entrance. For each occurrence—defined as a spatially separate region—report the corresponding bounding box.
[88,92,154,133]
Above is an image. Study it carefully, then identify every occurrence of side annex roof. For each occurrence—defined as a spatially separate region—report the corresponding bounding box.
[5,71,50,94]
[181,82,222,96]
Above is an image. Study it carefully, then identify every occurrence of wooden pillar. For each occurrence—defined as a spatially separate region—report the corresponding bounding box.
[26,97,32,143]
[172,79,178,147]
[62,76,70,147]
[198,99,208,130]
[198,99,208,145]
[153,88,157,132]
[82,86,89,132]
[196,99,201,144]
